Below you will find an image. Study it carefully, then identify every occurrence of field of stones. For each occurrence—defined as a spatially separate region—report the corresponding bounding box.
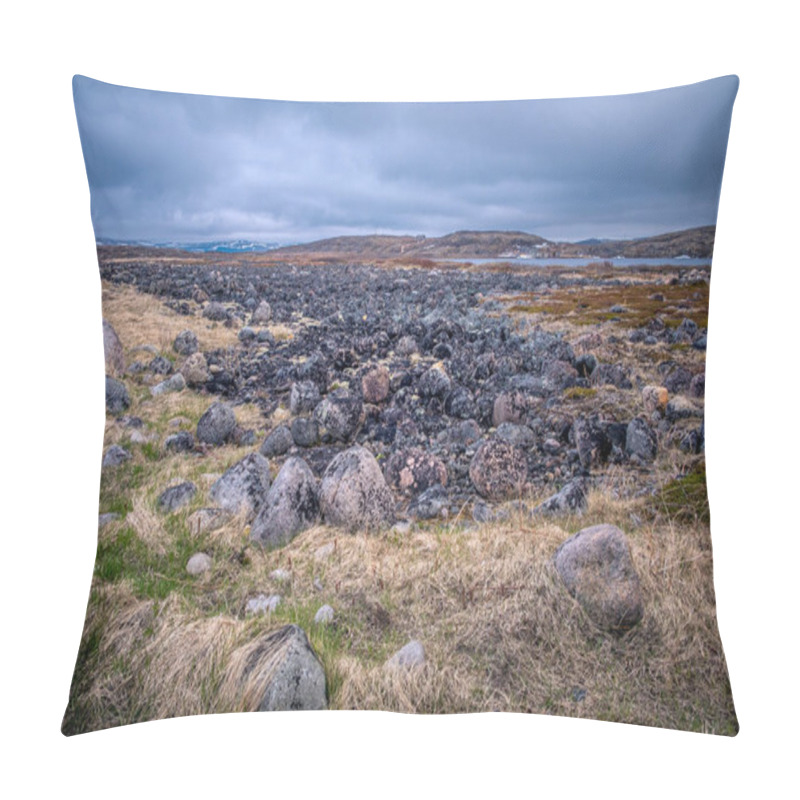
[63,249,736,734]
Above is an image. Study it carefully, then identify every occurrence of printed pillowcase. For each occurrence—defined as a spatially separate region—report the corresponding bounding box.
[64,75,738,734]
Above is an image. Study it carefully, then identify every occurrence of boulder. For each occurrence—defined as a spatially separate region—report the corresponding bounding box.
[418,366,451,399]
[642,385,669,415]
[164,431,195,453]
[291,417,319,447]
[554,523,643,632]
[251,300,272,325]
[314,605,335,625]
[290,381,321,415]
[203,301,228,321]
[492,392,528,427]
[186,552,212,576]
[102,319,124,376]
[408,484,448,520]
[150,372,186,397]
[157,481,197,513]
[395,335,418,356]
[197,402,236,445]
[187,507,231,535]
[384,448,448,496]
[319,445,395,532]
[469,439,527,501]
[625,417,657,462]
[314,391,363,442]
[237,625,327,711]
[209,452,272,520]
[361,365,391,404]
[105,376,130,414]
[665,396,703,423]
[533,478,587,515]
[173,329,199,356]
[250,457,321,547]
[573,416,612,470]
[260,425,294,457]
[495,422,536,450]
[182,352,210,386]
[102,444,131,469]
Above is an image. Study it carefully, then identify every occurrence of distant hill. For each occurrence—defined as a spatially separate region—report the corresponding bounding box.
[270,226,715,260]
[96,238,281,253]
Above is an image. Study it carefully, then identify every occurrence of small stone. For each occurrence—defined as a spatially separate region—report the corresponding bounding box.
[157,481,197,513]
[314,542,336,561]
[246,594,282,614]
[187,507,231,534]
[164,431,195,453]
[102,444,131,468]
[314,605,335,625]
[270,569,291,583]
[186,552,212,575]
[98,513,120,528]
[391,520,412,535]
[105,376,130,414]
[386,640,425,669]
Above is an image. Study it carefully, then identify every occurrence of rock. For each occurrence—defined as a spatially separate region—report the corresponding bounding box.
[250,457,321,546]
[492,392,528,426]
[472,499,494,523]
[105,376,130,414]
[251,300,272,325]
[164,430,195,453]
[591,363,632,390]
[103,319,124,376]
[443,386,475,419]
[384,448,448,496]
[209,452,272,520]
[270,568,291,583]
[173,329,199,356]
[689,373,705,398]
[314,542,336,561]
[187,507,231,534]
[642,385,669,415]
[395,335,418,356]
[245,594,282,614]
[554,523,644,632]
[319,445,395,532]
[314,605,335,625]
[665,396,703,422]
[573,416,612,470]
[147,355,173,375]
[150,372,186,396]
[391,520,412,535]
[203,301,228,321]
[296,353,329,392]
[260,425,294,457]
[408,484,448,520]
[157,481,197,513]
[495,422,536,449]
[386,640,425,669]
[238,326,256,343]
[291,417,319,447]
[186,552,212,575]
[663,365,693,394]
[575,353,597,378]
[625,417,657,462]
[469,439,527,501]
[533,478,587,515]
[290,381,321,415]
[361,365,391,404]
[182,352,210,386]
[419,366,451,399]
[98,513,120,528]
[102,444,131,468]
[239,625,327,711]
[314,391,363,442]
[197,402,236,445]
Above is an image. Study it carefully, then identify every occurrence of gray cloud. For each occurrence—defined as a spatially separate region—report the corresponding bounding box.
[73,75,738,243]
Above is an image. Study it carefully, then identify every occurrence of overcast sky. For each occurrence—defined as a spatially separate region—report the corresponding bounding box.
[73,75,738,244]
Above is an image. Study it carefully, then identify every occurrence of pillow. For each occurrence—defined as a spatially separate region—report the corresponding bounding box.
[64,75,739,734]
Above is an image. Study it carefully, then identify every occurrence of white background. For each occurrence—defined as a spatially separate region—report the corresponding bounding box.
[2,1,797,797]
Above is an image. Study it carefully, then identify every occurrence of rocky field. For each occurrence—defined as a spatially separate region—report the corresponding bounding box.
[63,251,736,734]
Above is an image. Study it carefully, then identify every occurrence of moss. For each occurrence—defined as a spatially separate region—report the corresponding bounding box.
[651,463,710,524]
[563,387,597,400]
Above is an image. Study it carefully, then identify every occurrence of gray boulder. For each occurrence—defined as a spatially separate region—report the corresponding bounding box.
[150,372,186,397]
[102,444,131,468]
[314,605,335,625]
[291,417,319,447]
[625,418,657,462]
[251,300,272,325]
[665,396,703,423]
[197,402,236,445]
[533,478,588,515]
[408,484,448,520]
[314,391,363,442]
[319,445,395,532]
[361,365,391,404]
[495,422,536,449]
[290,381,321,415]
[250,457,321,547]
[173,329,199,356]
[157,481,197,513]
[245,625,327,711]
[182,352,210,386]
[384,448,448,496]
[573,416,612,469]
[164,431,195,453]
[209,452,272,520]
[386,640,425,669]
[186,552,212,575]
[203,301,228,321]
[554,523,644,632]
[260,425,294,457]
[105,376,130,414]
[103,319,124,376]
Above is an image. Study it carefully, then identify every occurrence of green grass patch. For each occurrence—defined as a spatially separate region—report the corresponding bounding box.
[651,462,710,524]
[563,386,597,400]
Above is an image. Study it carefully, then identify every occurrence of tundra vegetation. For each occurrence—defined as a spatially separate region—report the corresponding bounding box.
[63,249,735,735]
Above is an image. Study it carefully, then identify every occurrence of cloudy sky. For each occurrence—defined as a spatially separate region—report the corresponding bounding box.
[73,75,738,244]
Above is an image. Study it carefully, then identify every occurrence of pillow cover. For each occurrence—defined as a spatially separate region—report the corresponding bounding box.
[64,75,738,735]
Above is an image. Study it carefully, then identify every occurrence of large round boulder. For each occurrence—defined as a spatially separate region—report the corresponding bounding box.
[209,453,272,520]
[469,439,527,501]
[554,523,644,632]
[250,457,320,547]
[197,402,236,446]
[384,448,448,496]
[361,365,391,404]
[173,329,199,356]
[319,445,395,532]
